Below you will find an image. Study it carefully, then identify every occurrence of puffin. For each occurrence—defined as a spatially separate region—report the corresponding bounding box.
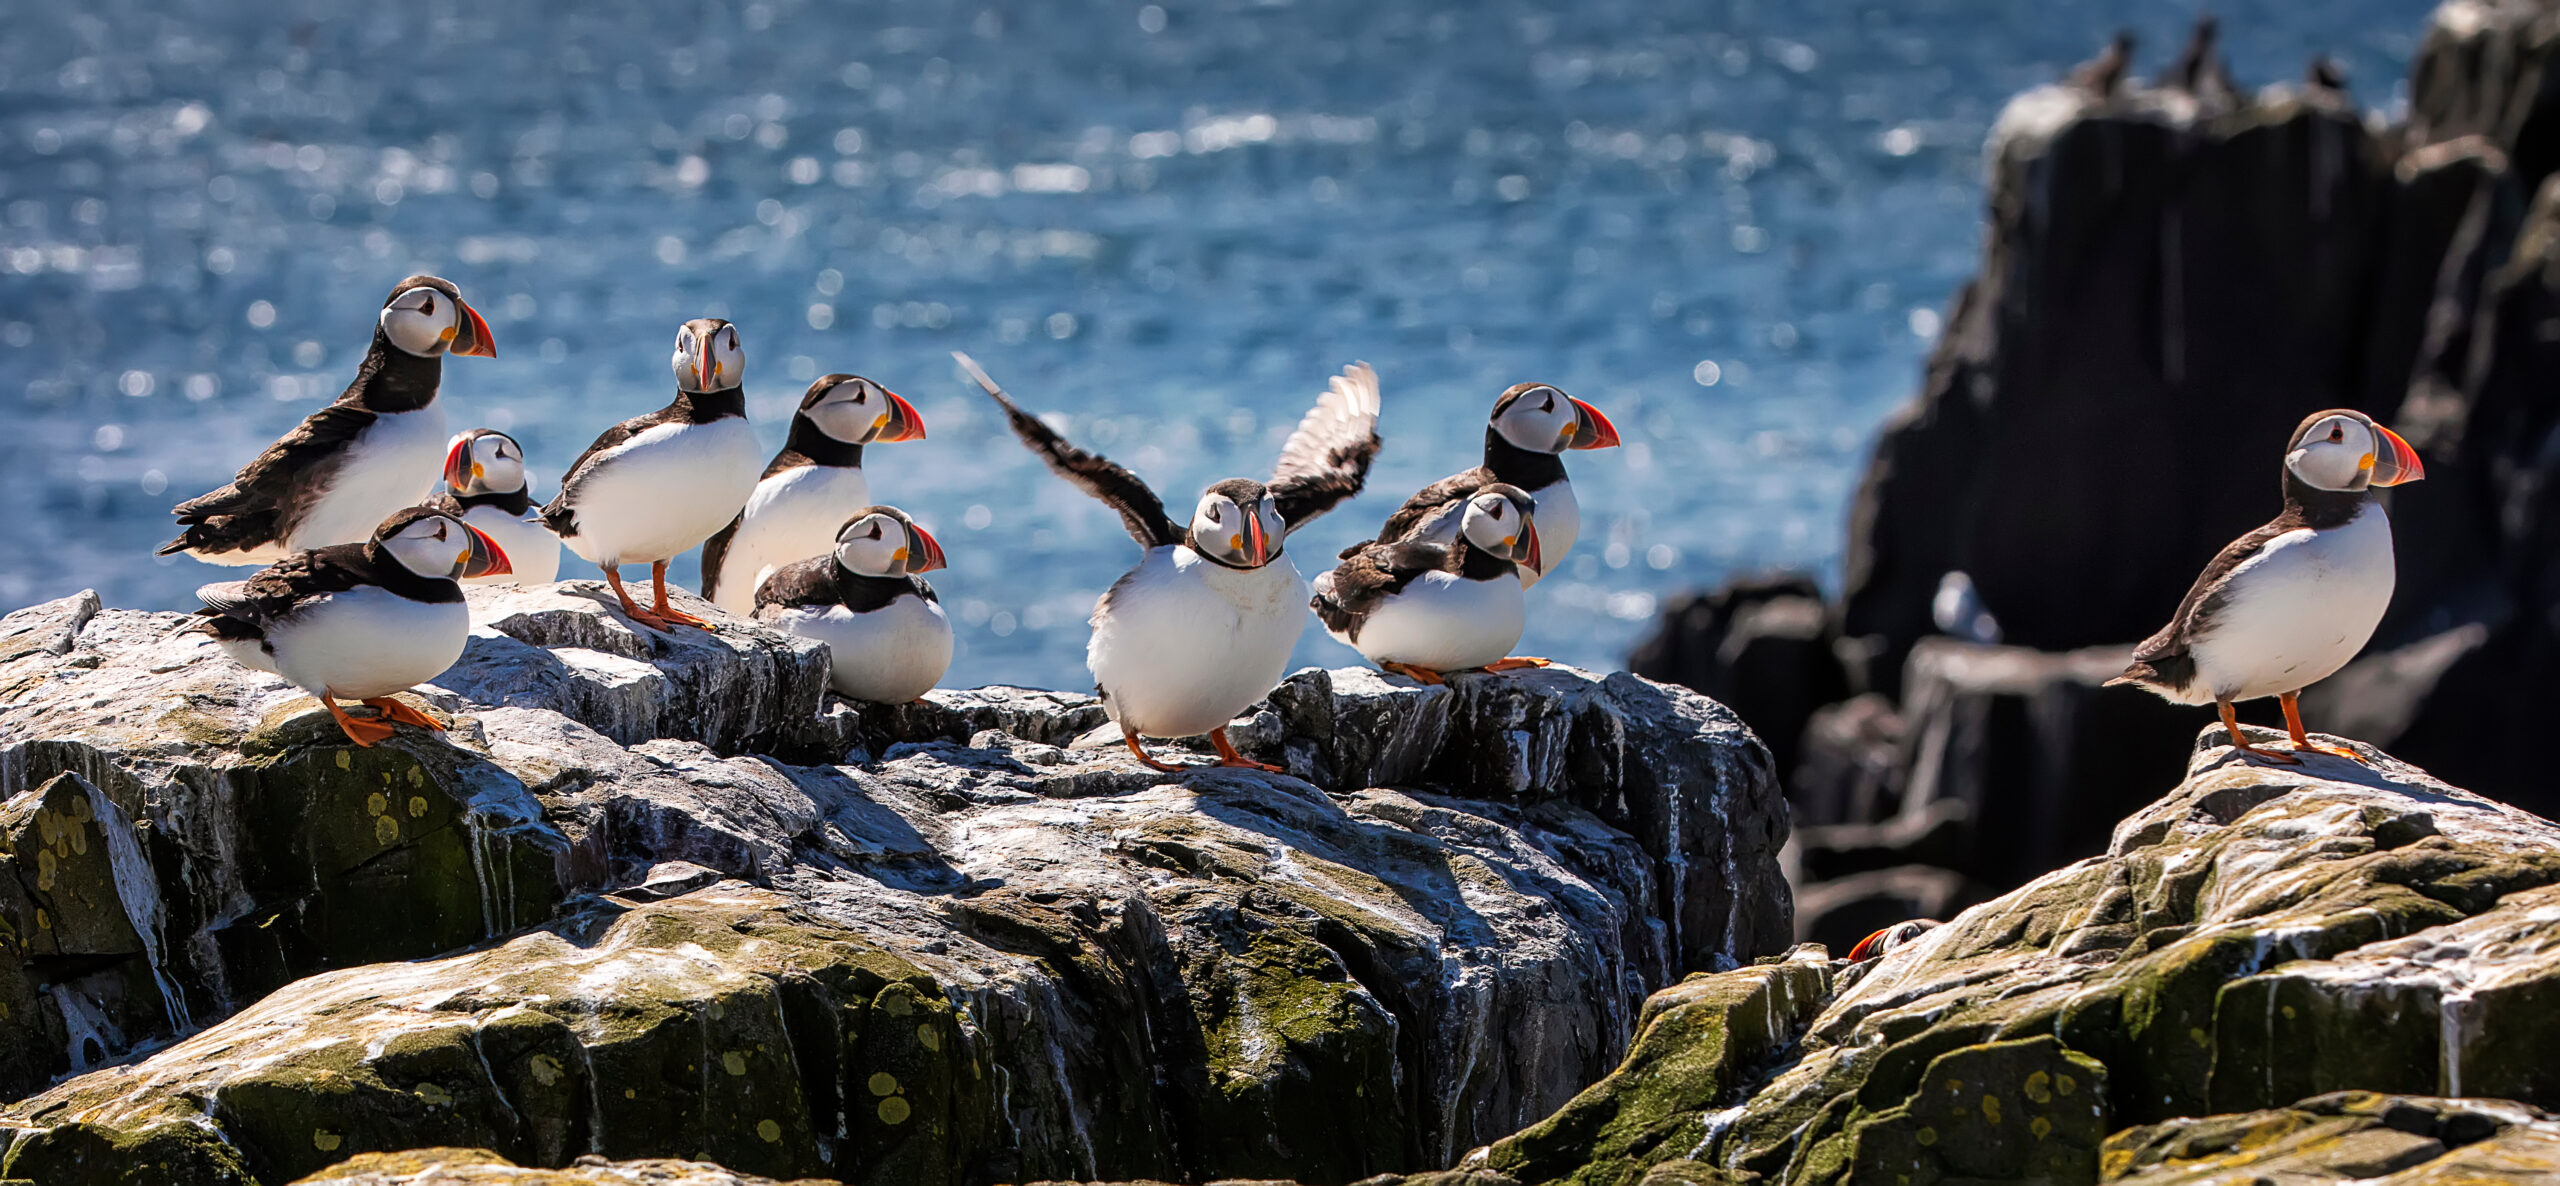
[2108,409,2425,763]
[1847,920,1940,963]
[958,352,1380,773]
[161,275,495,564]
[1349,381,1616,589]
[1313,484,1543,684]
[540,318,764,631]
[701,373,928,616]
[752,506,952,703]
[186,506,511,746]
[428,429,561,587]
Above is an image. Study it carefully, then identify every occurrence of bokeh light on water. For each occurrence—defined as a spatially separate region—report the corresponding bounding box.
[0,0,2420,689]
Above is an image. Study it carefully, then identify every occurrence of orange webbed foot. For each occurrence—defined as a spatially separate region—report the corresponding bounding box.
[1379,661,1447,686]
[360,696,445,731]
[323,699,396,747]
[1481,656,1552,672]
[1211,728,1287,774]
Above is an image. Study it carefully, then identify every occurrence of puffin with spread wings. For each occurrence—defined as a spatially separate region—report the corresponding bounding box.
[957,352,1380,773]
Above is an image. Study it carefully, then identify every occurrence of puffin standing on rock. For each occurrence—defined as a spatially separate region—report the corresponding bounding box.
[753,506,952,703]
[541,318,764,631]
[1314,484,1543,684]
[1349,381,1616,590]
[701,373,928,616]
[2109,409,2424,763]
[161,276,496,564]
[429,429,561,586]
[959,352,1380,773]
[186,507,511,746]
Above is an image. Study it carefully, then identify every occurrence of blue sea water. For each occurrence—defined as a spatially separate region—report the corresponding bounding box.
[0,0,2425,691]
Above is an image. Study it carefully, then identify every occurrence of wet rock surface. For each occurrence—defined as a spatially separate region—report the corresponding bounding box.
[0,587,1788,1186]
[1471,728,2560,1186]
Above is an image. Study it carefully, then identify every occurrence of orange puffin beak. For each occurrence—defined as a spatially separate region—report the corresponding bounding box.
[1567,398,1620,450]
[1245,515,1270,567]
[1846,927,1894,962]
[696,338,717,392]
[461,524,512,578]
[450,298,497,358]
[2367,424,2425,487]
[906,523,947,574]
[1521,522,1544,575]
[442,436,476,493]
[875,390,928,442]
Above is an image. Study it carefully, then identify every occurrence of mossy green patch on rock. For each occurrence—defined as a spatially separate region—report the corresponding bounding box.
[0,888,994,1186]
[2103,1091,2560,1184]
[1481,955,1830,1185]
[1580,731,2560,1186]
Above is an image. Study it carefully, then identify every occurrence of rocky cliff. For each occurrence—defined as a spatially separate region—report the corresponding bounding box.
[1635,4,2560,952]
[0,584,1790,1186]
[1427,726,2560,1186]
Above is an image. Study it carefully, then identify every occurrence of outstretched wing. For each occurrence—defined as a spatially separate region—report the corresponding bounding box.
[954,352,1182,550]
[161,403,379,556]
[1269,362,1382,531]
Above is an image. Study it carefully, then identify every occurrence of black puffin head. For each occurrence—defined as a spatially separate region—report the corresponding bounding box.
[371,507,512,581]
[1489,383,1620,455]
[674,318,743,393]
[2283,409,2423,496]
[801,374,927,445]
[833,505,947,578]
[379,275,495,360]
[1188,478,1284,569]
[1459,483,1543,574]
[442,429,530,497]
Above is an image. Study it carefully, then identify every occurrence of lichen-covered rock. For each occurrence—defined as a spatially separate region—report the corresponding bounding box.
[0,588,1790,1185]
[431,583,833,759]
[1509,726,2560,1186]
[1475,950,1831,1185]
[293,1146,841,1184]
[0,593,569,1097]
[2103,1091,2560,1184]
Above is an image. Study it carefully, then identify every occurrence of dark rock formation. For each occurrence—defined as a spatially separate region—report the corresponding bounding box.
[0,586,1789,1186]
[1626,575,1849,782]
[1634,9,2560,941]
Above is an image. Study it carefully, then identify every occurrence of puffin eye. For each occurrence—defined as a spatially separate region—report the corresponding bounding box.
[420,294,436,317]
[433,524,448,541]
[869,523,883,539]
[2329,425,2344,442]
[1540,393,1554,412]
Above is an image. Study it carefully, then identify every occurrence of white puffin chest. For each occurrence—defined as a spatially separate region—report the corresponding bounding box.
[2189,504,2396,703]
[1340,570,1526,671]
[560,418,764,565]
[288,403,449,551]
[1087,546,1310,739]
[770,593,953,703]
[260,586,470,701]
[709,464,871,614]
